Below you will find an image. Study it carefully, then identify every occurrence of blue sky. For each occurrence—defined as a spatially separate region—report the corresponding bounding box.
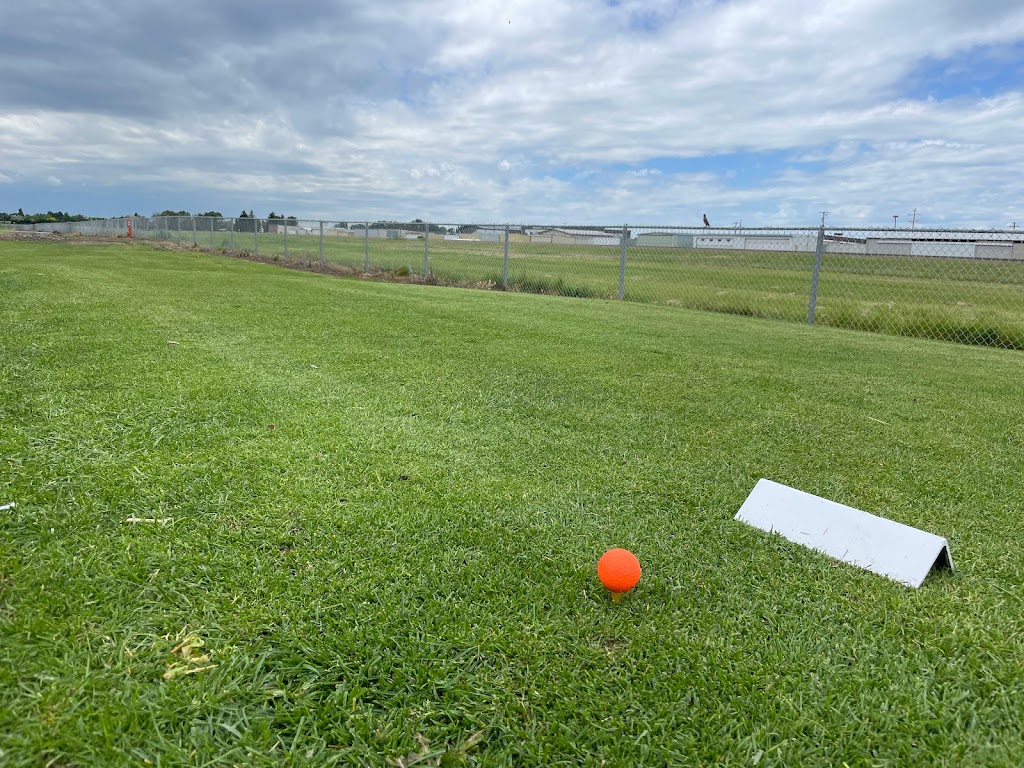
[1,0,1023,227]
[900,41,1024,101]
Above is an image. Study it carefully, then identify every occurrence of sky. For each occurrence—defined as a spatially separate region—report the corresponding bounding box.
[1,0,1023,228]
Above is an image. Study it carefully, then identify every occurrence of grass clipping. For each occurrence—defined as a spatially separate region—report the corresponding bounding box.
[386,730,486,768]
[163,627,217,681]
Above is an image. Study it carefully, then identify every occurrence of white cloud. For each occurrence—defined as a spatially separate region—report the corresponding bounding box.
[1,0,1023,225]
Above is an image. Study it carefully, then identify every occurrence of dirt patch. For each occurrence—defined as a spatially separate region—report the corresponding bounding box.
[0,231,66,241]
[63,235,138,246]
[597,636,630,660]
[154,241,464,287]
[0,231,136,246]
[147,240,206,253]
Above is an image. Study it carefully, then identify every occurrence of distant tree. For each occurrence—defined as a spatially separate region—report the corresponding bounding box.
[234,210,267,233]
[198,210,222,218]
[265,213,295,226]
[156,209,190,217]
[368,219,446,235]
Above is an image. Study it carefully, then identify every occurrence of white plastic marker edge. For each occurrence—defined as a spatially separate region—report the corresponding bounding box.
[0,502,16,511]
[735,478,953,588]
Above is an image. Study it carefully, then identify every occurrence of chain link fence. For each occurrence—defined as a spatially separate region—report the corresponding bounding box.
[16,217,1024,349]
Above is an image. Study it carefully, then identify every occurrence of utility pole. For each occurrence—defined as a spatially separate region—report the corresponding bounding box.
[908,208,917,230]
[892,215,898,230]
[820,211,830,227]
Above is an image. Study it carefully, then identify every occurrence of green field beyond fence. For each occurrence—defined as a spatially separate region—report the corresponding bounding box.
[2,240,1024,765]
[246,235,1024,347]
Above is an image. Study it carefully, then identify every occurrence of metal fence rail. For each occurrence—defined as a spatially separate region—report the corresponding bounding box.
[16,217,1024,349]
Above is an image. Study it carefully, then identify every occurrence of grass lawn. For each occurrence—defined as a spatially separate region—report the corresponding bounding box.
[2,240,1023,766]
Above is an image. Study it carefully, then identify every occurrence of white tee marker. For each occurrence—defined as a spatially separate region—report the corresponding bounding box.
[736,478,953,588]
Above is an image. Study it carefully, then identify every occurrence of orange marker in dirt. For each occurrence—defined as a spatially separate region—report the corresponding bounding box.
[597,548,641,602]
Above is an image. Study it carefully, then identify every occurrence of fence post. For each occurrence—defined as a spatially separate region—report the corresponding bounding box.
[283,219,289,259]
[191,216,197,245]
[210,216,215,247]
[254,217,259,257]
[364,222,370,272]
[176,216,182,242]
[806,225,826,324]
[319,221,325,267]
[618,224,628,300]
[503,224,510,290]
[229,218,234,252]
[424,222,430,276]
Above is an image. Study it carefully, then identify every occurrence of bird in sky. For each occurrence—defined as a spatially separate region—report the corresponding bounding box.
[703,213,710,227]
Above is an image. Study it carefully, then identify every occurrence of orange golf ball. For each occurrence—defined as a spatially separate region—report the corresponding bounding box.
[597,548,641,595]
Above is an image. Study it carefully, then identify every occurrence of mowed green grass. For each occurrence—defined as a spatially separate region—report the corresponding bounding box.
[2,240,1024,766]
[141,228,1024,348]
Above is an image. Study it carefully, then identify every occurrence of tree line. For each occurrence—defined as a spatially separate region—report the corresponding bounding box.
[369,219,450,234]
[154,209,223,218]
[1,208,94,224]
[150,210,300,233]
[4,209,466,235]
